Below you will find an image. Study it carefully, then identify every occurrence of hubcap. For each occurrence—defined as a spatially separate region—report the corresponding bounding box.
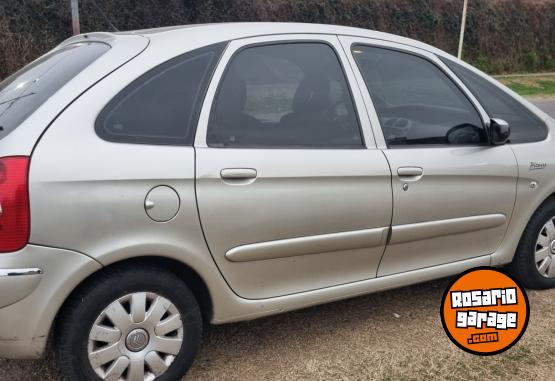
[535,218,555,278]
[126,329,149,352]
[87,292,184,381]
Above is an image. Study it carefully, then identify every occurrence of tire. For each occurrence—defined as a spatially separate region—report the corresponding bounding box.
[511,199,555,289]
[56,265,202,381]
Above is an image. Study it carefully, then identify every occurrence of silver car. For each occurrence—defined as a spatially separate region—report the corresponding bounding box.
[1,22,554,380]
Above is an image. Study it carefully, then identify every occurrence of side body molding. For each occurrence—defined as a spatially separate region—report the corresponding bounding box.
[378,214,508,276]
[389,214,506,245]
[226,228,389,262]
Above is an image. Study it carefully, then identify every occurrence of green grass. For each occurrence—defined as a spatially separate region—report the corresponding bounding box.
[496,75,555,97]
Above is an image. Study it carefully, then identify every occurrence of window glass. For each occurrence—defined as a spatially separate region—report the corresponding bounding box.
[441,58,547,143]
[96,43,225,145]
[207,43,363,148]
[352,46,486,146]
[0,42,109,140]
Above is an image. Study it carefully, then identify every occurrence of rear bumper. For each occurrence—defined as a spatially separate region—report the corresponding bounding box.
[0,245,101,359]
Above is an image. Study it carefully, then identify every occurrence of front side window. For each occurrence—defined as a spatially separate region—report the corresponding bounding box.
[441,58,547,144]
[352,46,487,147]
[96,43,226,145]
[207,43,363,148]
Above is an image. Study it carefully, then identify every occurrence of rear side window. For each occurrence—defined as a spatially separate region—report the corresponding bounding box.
[0,42,109,140]
[441,58,547,144]
[207,43,363,148]
[96,43,226,145]
[352,46,486,147]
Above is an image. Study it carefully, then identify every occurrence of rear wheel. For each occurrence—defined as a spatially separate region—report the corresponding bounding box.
[512,200,555,289]
[56,266,202,381]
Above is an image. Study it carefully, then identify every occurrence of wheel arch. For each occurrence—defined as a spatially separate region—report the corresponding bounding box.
[507,189,555,288]
[516,191,555,248]
[498,190,555,267]
[52,255,214,341]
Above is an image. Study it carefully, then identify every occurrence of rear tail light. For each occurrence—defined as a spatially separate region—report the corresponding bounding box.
[0,156,30,252]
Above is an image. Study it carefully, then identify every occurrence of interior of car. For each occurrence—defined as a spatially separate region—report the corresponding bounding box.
[353,45,488,146]
[208,43,363,148]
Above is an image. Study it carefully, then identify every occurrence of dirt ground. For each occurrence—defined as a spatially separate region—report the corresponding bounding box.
[1,278,554,381]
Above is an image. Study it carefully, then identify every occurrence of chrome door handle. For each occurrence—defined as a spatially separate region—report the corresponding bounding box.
[220,168,257,180]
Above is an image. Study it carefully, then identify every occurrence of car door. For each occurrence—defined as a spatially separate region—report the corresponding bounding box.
[194,35,392,299]
[340,36,518,276]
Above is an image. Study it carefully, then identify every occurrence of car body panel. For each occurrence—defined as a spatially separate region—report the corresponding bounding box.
[196,148,393,299]
[377,146,517,275]
[492,121,555,267]
[193,34,392,299]
[28,102,214,285]
[0,245,101,359]
[338,35,518,275]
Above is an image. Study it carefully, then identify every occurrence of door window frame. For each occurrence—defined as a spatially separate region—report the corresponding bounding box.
[194,34,378,149]
[439,56,548,144]
[338,36,491,150]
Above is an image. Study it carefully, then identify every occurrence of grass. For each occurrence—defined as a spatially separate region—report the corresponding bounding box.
[496,74,555,97]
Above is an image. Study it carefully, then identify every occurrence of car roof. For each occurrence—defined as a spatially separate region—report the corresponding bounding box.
[117,22,452,60]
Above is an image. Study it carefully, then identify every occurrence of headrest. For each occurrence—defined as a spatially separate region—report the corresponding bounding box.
[292,73,331,114]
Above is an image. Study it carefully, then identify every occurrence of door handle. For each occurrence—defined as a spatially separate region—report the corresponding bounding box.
[397,167,423,177]
[220,168,257,181]
[397,167,423,181]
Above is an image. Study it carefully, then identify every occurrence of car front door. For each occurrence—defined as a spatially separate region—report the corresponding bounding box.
[194,35,392,299]
[341,37,518,276]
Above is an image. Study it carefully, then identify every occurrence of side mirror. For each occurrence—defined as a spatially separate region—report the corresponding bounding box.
[489,118,510,145]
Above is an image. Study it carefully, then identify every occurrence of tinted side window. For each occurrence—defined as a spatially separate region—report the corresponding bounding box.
[96,43,225,145]
[352,46,486,147]
[0,42,109,140]
[441,58,547,144]
[207,43,363,148]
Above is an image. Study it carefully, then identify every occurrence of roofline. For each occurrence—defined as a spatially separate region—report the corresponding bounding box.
[126,22,451,58]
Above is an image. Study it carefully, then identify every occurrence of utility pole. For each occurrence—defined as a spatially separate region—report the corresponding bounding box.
[458,0,469,59]
[71,0,80,35]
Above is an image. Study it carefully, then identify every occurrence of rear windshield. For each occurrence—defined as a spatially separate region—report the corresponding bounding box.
[0,41,110,140]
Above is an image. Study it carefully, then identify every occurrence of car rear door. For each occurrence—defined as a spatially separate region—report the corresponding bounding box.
[194,35,393,299]
[340,36,518,276]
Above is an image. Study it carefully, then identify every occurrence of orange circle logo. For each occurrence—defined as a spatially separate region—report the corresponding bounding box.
[441,267,529,355]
